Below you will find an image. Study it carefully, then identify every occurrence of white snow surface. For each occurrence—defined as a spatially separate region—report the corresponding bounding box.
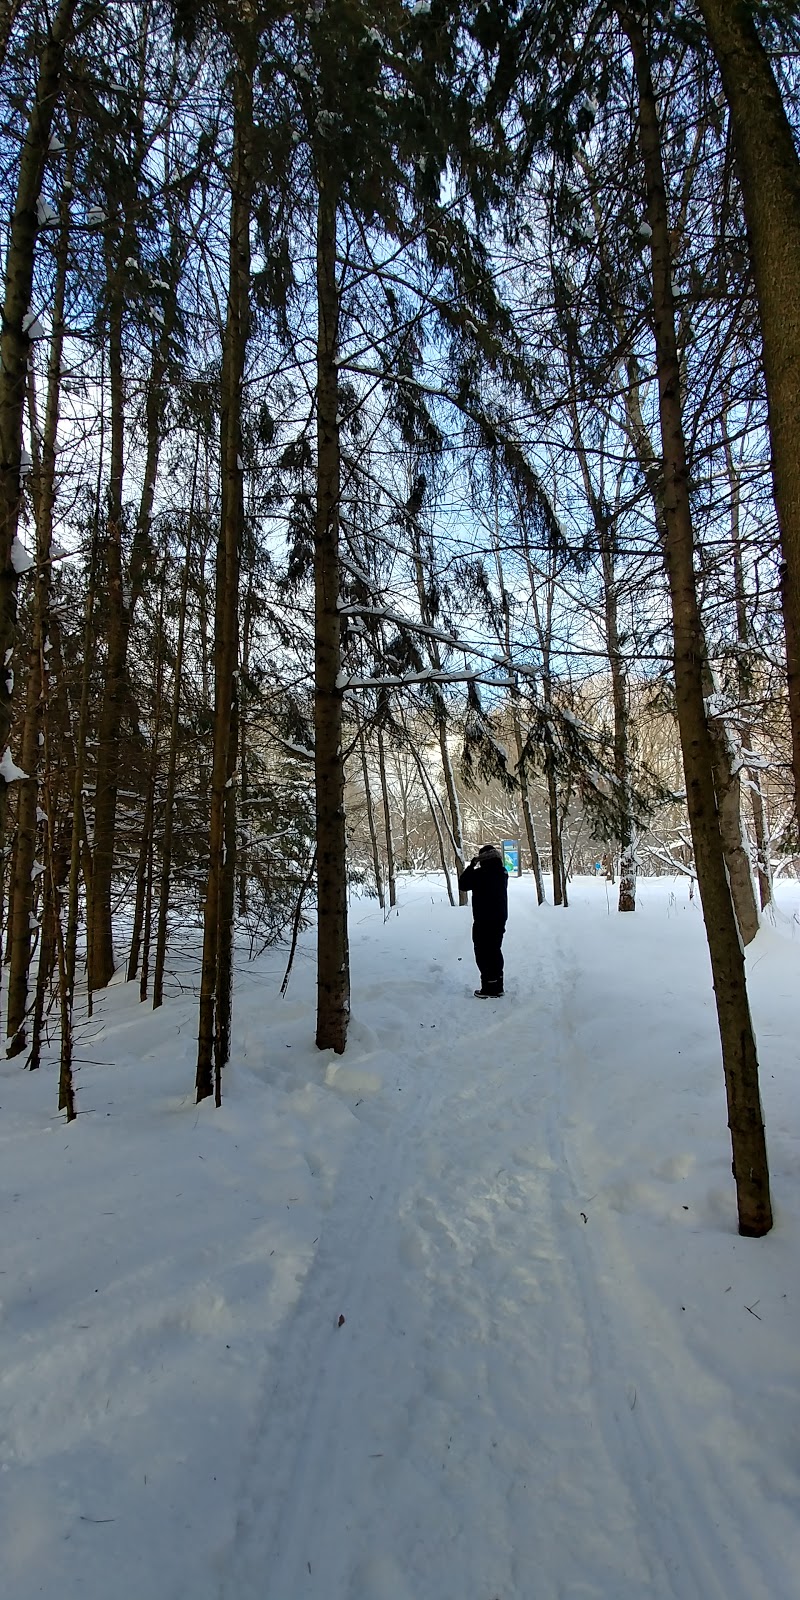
[3,874,800,1600]
[11,536,35,573]
[0,747,28,782]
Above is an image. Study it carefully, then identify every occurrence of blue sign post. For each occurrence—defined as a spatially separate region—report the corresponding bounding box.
[502,839,519,874]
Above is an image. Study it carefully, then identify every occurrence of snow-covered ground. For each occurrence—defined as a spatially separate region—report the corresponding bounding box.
[2,874,800,1600]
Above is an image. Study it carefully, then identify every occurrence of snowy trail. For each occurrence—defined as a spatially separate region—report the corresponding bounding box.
[217,896,780,1600]
[5,876,800,1600]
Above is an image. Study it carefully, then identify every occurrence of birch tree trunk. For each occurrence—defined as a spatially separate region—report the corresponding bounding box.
[377,724,397,910]
[703,664,760,946]
[695,0,800,830]
[621,7,772,1236]
[314,168,350,1052]
[722,403,771,910]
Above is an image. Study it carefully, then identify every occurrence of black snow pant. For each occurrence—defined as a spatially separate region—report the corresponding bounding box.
[472,920,505,994]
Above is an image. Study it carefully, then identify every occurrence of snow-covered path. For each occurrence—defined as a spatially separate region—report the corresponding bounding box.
[220,890,797,1600]
[3,876,800,1600]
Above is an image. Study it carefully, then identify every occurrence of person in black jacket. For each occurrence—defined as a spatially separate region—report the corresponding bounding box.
[458,843,508,997]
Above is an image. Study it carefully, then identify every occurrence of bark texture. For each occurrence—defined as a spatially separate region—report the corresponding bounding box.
[622,7,772,1236]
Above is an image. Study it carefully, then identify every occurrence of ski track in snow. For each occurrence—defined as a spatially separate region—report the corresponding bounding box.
[217,902,778,1600]
[5,879,800,1600]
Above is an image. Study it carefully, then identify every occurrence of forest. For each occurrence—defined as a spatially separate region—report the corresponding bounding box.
[2,0,800,1246]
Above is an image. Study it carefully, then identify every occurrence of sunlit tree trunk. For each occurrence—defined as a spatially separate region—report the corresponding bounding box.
[622,6,772,1236]
[703,663,760,946]
[722,402,771,910]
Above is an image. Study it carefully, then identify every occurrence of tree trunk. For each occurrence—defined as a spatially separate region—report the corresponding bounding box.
[314,169,350,1052]
[410,535,467,900]
[88,238,126,991]
[695,0,800,829]
[598,194,759,933]
[358,721,384,908]
[567,393,637,913]
[88,135,181,991]
[601,537,637,914]
[703,666,760,946]
[196,57,251,1100]
[544,729,563,905]
[622,7,772,1236]
[237,573,256,919]
[722,402,772,911]
[6,174,70,1056]
[216,682,239,1100]
[153,445,197,1010]
[128,571,165,984]
[0,0,25,71]
[60,477,103,1111]
[377,725,397,910]
[0,0,77,846]
[513,707,545,903]
[493,545,544,904]
[30,603,72,1075]
[407,732,455,906]
[29,851,59,1074]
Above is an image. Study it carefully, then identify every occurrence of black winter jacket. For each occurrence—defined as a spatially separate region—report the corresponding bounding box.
[458,849,508,926]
